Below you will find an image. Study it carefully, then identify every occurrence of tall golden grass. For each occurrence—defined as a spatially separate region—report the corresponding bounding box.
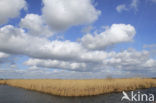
[0,80,6,84]
[0,78,156,96]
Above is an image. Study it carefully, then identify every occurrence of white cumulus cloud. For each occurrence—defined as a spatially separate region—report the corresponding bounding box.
[0,25,86,61]
[0,0,27,25]
[20,14,54,37]
[81,24,136,50]
[42,0,101,31]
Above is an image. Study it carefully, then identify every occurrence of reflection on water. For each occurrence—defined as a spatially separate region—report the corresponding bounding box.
[0,85,155,103]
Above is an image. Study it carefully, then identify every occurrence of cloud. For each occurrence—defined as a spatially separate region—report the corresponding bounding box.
[1,60,156,79]
[104,49,156,71]
[0,25,87,62]
[116,0,139,13]
[0,52,10,63]
[0,0,27,25]
[0,24,155,76]
[130,0,139,11]
[0,24,108,63]
[116,4,128,13]
[42,0,101,31]
[143,44,156,58]
[24,49,156,73]
[24,59,87,71]
[20,14,54,37]
[0,52,9,58]
[81,24,136,50]
[0,24,140,67]
[0,67,146,79]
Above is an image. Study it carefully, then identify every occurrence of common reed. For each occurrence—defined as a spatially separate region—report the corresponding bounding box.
[0,80,6,84]
[0,78,156,96]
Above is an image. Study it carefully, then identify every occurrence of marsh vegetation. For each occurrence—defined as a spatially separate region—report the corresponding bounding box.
[0,78,156,96]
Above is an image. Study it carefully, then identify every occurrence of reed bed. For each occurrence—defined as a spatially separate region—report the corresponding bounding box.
[0,80,6,84]
[0,78,156,96]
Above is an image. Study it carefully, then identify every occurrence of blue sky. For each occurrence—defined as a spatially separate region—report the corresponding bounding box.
[0,0,156,79]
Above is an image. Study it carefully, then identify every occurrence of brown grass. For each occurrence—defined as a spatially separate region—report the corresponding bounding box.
[0,78,156,96]
[0,80,6,84]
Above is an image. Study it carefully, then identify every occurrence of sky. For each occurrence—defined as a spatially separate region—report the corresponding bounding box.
[0,0,156,79]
